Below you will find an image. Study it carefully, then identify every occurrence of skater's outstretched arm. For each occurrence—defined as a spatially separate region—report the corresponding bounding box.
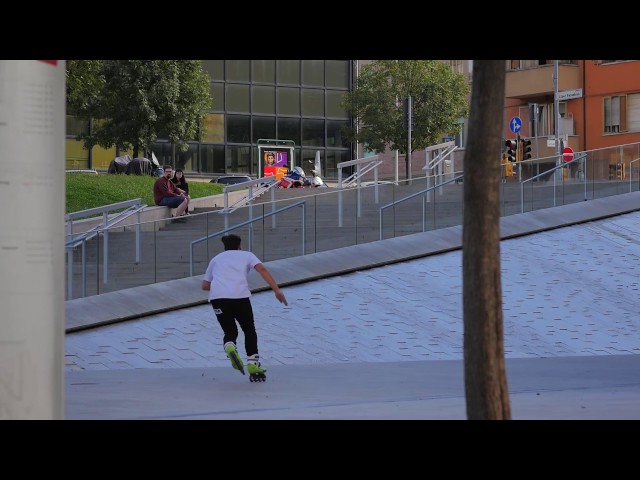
[254,263,288,306]
[202,280,211,291]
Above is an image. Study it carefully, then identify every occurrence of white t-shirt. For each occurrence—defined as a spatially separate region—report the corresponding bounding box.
[203,250,262,301]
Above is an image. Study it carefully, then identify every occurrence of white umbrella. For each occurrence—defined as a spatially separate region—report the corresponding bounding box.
[314,150,321,177]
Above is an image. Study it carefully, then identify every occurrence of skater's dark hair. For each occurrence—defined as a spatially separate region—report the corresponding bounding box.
[221,233,242,250]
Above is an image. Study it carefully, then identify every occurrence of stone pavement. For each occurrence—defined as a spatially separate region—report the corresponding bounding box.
[64,192,640,419]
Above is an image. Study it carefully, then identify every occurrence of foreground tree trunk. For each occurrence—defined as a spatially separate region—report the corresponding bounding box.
[462,60,511,419]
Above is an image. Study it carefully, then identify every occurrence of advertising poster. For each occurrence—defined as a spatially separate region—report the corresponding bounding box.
[263,149,289,180]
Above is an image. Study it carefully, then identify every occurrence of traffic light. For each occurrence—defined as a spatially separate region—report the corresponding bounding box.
[521,138,532,160]
[505,139,518,162]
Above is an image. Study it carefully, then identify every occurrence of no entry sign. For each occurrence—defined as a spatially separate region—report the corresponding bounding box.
[563,147,574,162]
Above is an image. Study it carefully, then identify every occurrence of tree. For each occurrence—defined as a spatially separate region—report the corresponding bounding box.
[462,60,511,419]
[341,60,469,175]
[66,60,212,158]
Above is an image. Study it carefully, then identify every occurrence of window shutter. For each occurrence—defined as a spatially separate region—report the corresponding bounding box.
[626,94,640,132]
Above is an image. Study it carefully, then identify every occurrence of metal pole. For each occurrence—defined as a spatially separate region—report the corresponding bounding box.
[103,212,109,285]
[338,168,343,227]
[554,60,561,188]
[395,150,399,185]
[407,96,412,185]
[271,185,276,229]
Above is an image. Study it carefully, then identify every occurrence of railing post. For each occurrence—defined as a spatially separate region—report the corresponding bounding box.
[135,209,141,264]
[66,217,73,300]
[271,184,277,229]
[338,168,343,227]
[102,212,109,285]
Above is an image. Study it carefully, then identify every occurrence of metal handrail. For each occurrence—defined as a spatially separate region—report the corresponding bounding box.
[65,199,146,300]
[189,200,306,276]
[630,157,640,192]
[520,153,586,213]
[379,174,464,240]
[218,176,279,214]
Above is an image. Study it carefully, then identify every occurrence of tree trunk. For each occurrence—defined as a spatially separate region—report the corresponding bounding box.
[133,145,140,158]
[462,60,511,419]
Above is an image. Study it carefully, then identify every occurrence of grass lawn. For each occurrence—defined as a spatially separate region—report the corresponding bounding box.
[66,173,223,214]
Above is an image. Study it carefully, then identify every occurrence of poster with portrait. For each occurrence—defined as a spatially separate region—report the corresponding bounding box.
[263,149,289,180]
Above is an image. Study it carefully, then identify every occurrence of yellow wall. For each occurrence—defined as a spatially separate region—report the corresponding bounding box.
[65,140,89,169]
[92,145,118,170]
[65,139,118,170]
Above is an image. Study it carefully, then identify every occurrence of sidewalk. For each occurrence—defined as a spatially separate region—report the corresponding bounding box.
[64,192,640,420]
[65,355,640,420]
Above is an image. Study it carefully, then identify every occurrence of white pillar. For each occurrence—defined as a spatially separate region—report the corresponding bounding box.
[0,60,65,419]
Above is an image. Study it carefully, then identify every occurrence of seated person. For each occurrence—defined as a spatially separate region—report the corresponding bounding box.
[171,168,191,213]
[153,165,189,221]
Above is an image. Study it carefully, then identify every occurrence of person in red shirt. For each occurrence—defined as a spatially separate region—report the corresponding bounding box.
[153,165,189,222]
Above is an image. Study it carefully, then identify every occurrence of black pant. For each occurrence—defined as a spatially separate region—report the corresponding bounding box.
[210,298,258,357]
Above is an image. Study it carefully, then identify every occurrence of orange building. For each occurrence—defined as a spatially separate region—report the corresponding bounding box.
[503,60,640,157]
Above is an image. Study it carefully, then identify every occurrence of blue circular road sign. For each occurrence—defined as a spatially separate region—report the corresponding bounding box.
[509,116,523,134]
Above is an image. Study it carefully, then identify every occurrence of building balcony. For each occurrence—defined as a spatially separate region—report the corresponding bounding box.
[505,63,580,99]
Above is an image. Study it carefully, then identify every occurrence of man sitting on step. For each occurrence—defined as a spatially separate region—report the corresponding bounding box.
[153,165,190,223]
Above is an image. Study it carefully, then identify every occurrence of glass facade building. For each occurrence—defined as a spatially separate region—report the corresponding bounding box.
[65,60,355,179]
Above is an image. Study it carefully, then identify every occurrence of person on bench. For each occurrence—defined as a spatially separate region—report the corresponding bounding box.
[153,165,189,222]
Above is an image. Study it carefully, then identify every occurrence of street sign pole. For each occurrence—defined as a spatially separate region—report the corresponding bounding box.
[554,60,561,190]
[516,133,522,181]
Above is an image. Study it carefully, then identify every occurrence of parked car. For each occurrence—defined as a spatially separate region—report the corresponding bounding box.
[210,175,254,185]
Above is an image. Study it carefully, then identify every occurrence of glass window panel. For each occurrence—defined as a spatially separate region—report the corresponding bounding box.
[200,144,225,174]
[326,60,349,88]
[227,115,251,144]
[202,60,224,81]
[277,60,300,84]
[302,89,324,116]
[325,149,351,179]
[327,120,350,148]
[294,147,301,167]
[326,90,347,118]
[253,60,275,83]
[302,60,324,86]
[302,118,324,147]
[253,85,275,114]
[226,145,253,174]
[227,84,250,113]
[278,87,300,115]
[277,117,300,145]
[202,113,224,143]
[226,60,250,81]
[253,116,276,143]
[211,83,224,111]
[150,142,174,168]
[301,148,322,172]
[175,143,198,172]
[66,116,89,137]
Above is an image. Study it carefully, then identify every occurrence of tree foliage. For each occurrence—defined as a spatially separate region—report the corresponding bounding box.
[341,60,470,155]
[462,60,511,419]
[66,60,212,157]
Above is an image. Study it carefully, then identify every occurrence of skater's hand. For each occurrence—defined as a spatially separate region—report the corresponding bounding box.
[275,290,288,306]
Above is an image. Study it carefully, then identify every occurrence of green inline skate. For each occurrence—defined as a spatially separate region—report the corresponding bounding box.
[224,342,245,375]
[247,354,266,382]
